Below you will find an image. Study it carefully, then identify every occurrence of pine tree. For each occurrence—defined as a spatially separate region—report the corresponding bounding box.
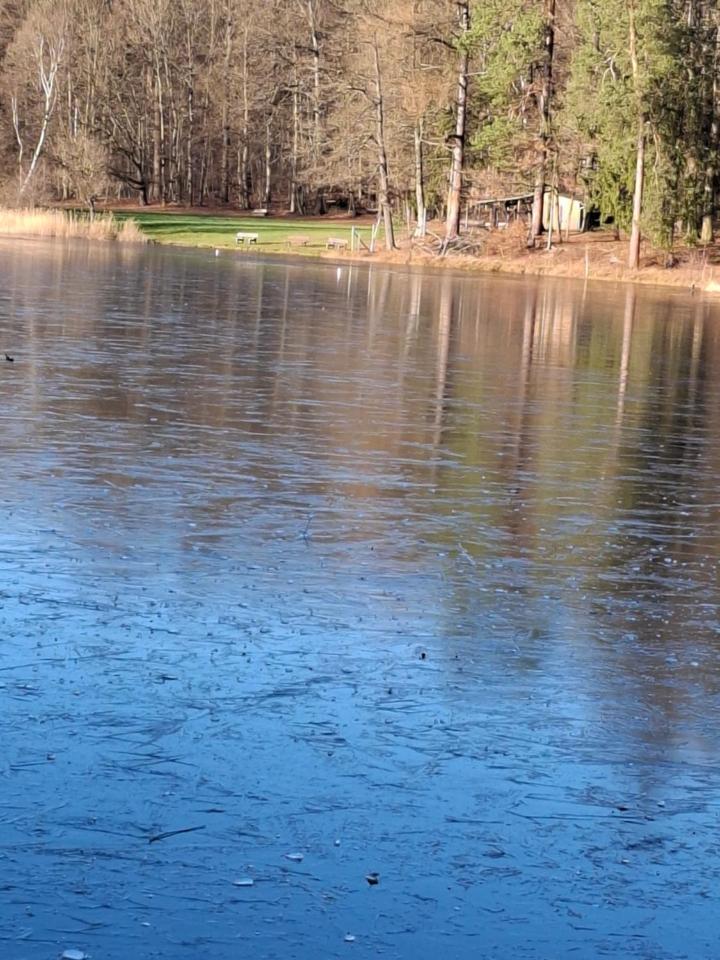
[565,0,686,262]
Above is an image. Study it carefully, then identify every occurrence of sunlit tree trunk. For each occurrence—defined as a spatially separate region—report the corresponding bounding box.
[529,0,556,246]
[19,33,65,195]
[221,16,232,204]
[307,0,321,156]
[627,0,644,270]
[372,38,395,250]
[240,24,251,207]
[290,78,299,212]
[414,119,427,236]
[263,116,272,206]
[701,16,720,243]
[186,77,194,205]
[444,0,469,242]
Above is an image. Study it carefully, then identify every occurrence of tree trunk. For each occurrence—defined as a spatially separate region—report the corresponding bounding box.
[628,122,645,269]
[20,34,64,196]
[164,56,179,202]
[152,64,165,203]
[372,39,395,250]
[529,0,556,246]
[444,1,470,242]
[240,25,251,208]
[264,116,272,207]
[11,96,24,180]
[290,78,299,212]
[701,18,720,243]
[307,0,321,158]
[627,1,644,270]
[221,17,232,204]
[414,119,427,236]
[186,80,194,206]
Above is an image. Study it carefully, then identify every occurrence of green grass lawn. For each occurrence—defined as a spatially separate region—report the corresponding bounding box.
[118,211,375,254]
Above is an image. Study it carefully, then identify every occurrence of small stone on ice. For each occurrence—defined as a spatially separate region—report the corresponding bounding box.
[285,852,304,862]
[233,878,255,887]
[62,951,89,960]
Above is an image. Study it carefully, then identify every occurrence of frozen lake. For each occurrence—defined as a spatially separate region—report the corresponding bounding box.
[1,238,719,959]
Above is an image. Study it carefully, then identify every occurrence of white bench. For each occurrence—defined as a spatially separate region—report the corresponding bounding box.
[326,237,348,251]
[251,208,268,217]
[236,232,259,245]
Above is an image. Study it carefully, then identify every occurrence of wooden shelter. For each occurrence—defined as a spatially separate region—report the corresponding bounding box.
[463,190,585,233]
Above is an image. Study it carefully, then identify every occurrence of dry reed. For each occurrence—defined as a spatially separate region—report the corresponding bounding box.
[0,207,147,243]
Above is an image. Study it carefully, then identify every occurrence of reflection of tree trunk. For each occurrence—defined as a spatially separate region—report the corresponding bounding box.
[507,289,537,469]
[499,290,538,549]
[366,267,390,348]
[687,305,704,410]
[615,286,635,428]
[278,270,290,364]
[519,291,536,393]
[432,275,453,446]
[404,272,422,359]
[253,265,265,354]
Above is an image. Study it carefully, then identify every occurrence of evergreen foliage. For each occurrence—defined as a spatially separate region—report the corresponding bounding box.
[0,0,719,252]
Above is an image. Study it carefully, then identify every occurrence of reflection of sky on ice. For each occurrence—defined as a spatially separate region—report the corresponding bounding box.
[0,238,719,958]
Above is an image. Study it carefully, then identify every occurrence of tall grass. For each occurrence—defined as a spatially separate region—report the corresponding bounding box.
[0,207,147,243]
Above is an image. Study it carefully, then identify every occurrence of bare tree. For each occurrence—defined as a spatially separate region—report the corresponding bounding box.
[52,127,108,216]
[3,1,67,196]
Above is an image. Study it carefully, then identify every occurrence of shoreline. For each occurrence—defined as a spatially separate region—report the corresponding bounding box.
[175,238,720,293]
[104,204,720,293]
[316,245,716,291]
[4,203,720,293]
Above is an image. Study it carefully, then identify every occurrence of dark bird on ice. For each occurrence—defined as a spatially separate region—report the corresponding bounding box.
[4,354,14,362]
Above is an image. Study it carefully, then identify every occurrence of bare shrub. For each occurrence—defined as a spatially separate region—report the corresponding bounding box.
[481,220,530,257]
[116,217,147,243]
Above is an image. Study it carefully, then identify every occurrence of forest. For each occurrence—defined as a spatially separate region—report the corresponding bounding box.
[0,0,718,265]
